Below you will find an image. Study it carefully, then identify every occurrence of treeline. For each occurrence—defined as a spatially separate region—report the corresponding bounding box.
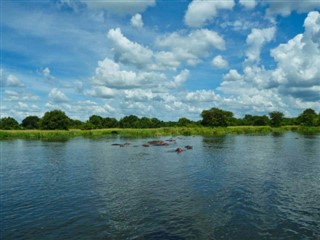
[0,108,320,130]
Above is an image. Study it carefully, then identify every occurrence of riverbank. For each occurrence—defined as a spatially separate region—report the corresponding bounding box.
[1,126,320,140]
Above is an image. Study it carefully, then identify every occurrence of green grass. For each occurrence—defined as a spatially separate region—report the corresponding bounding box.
[1,126,319,140]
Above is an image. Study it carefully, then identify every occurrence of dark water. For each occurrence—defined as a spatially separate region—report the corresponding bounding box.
[1,133,320,239]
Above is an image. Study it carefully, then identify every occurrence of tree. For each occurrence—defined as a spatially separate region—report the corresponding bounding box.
[137,117,152,128]
[88,115,104,129]
[21,116,40,129]
[69,119,84,129]
[177,117,193,127]
[242,114,254,126]
[119,115,140,128]
[269,111,284,127]
[150,118,162,128]
[40,110,70,130]
[102,117,118,128]
[0,117,20,130]
[242,114,270,126]
[298,108,317,126]
[201,108,233,127]
[253,115,270,126]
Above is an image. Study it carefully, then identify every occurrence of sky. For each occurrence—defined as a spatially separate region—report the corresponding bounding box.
[1,0,320,122]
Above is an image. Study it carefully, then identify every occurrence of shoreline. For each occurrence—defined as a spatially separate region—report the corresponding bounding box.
[1,126,320,140]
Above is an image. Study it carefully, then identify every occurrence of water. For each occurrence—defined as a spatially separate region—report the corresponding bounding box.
[1,132,320,239]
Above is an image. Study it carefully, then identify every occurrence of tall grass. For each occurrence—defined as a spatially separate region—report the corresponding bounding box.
[0,126,319,140]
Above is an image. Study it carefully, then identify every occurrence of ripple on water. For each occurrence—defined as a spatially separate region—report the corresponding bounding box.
[1,133,320,239]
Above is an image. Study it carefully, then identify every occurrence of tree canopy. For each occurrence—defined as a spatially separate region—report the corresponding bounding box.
[40,110,70,130]
[201,108,233,127]
[0,117,20,130]
[1,108,320,130]
[298,108,318,126]
[21,116,40,129]
[269,111,284,127]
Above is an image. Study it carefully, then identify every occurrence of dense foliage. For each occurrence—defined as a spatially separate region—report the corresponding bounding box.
[1,108,320,130]
[201,108,233,127]
[21,116,40,129]
[269,112,284,127]
[0,117,20,130]
[40,110,70,130]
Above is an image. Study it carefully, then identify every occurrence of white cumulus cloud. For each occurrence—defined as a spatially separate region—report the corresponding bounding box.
[270,11,320,101]
[212,55,228,68]
[266,0,320,16]
[85,86,117,99]
[184,0,235,27]
[130,13,144,28]
[49,88,69,102]
[107,28,154,69]
[239,0,256,9]
[91,58,168,89]
[246,27,276,63]
[1,71,24,88]
[156,29,225,65]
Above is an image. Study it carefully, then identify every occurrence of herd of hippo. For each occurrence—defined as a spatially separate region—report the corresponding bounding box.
[111,138,192,153]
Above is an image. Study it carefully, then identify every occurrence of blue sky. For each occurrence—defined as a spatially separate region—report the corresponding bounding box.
[1,0,320,121]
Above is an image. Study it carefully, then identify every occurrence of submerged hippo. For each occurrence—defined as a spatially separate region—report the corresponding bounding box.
[175,148,183,153]
[148,140,169,146]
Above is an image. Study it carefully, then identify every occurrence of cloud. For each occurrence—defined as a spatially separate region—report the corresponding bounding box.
[124,89,156,102]
[85,86,116,99]
[49,88,69,102]
[171,69,190,87]
[108,27,225,70]
[6,74,24,87]
[131,13,144,28]
[4,90,40,101]
[212,55,228,68]
[185,90,220,102]
[58,0,155,14]
[239,0,256,9]
[216,12,320,114]
[154,51,181,69]
[91,58,167,89]
[107,28,153,69]
[265,0,320,16]
[223,69,243,82]
[270,11,320,101]
[16,102,40,112]
[246,27,276,63]
[1,71,24,88]
[90,57,190,91]
[156,29,225,65]
[184,0,235,28]
[43,67,51,77]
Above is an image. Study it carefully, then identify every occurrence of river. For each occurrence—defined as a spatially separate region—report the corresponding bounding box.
[1,132,320,239]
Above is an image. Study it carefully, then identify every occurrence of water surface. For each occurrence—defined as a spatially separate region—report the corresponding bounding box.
[1,133,320,239]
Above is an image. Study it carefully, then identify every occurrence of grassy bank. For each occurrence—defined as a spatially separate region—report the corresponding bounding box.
[1,126,320,140]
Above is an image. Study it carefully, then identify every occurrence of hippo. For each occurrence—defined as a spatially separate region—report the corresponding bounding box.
[175,148,183,153]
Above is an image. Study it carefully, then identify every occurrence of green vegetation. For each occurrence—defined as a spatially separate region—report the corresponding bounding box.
[0,117,20,130]
[21,116,40,129]
[201,108,234,127]
[297,108,318,126]
[40,110,70,130]
[0,107,320,140]
[269,111,284,127]
[0,126,319,140]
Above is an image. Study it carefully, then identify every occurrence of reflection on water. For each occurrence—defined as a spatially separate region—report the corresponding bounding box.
[1,133,320,239]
